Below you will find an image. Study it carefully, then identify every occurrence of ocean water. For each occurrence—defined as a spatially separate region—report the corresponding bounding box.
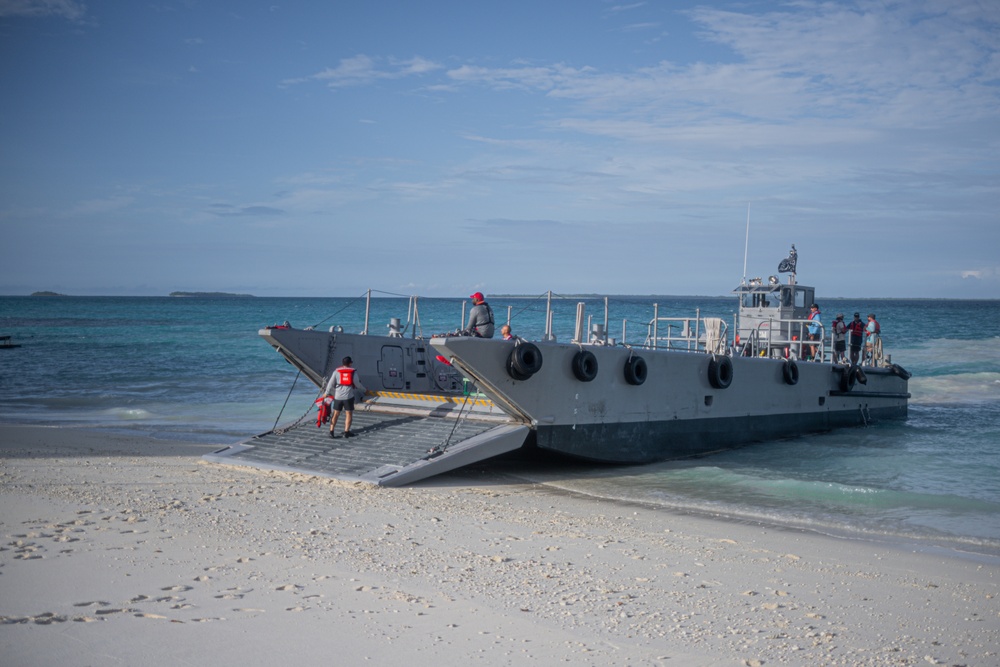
[2,292,999,557]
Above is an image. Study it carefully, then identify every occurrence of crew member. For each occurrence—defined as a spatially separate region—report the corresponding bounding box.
[807,303,822,361]
[847,312,865,364]
[464,292,495,338]
[323,356,367,439]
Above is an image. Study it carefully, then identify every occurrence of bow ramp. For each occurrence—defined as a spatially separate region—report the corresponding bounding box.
[204,399,529,487]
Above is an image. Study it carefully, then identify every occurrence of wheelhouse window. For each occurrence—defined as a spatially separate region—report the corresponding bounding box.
[792,288,814,308]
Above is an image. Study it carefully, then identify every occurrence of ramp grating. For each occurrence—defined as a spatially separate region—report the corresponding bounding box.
[207,410,502,482]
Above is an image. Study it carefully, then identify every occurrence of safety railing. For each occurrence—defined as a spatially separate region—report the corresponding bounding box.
[740,318,825,361]
[642,315,729,354]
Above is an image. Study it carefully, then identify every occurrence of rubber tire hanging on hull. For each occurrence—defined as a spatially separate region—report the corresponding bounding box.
[889,363,912,380]
[708,356,733,389]
[571,350,598,382]
[624,355,647,386]
[840,364,861,392]
[782,359,799,385]
[506,343,543,381]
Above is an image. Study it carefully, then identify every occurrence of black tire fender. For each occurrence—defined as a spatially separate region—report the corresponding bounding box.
[840,364,860,392]
[624,355,647,386]
[782,359,799,386]
[571,350,598,382]
[708,356,733,389]
[889,363,912,380]
[506,343,543,381]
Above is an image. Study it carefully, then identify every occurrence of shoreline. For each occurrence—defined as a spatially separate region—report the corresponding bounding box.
[526,475,1000,567]
[1,424,998,665]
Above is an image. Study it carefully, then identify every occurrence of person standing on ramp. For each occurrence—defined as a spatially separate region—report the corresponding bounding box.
[324,356,367,439]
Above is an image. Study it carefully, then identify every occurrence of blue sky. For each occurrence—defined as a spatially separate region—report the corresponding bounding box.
[1,0,998,298]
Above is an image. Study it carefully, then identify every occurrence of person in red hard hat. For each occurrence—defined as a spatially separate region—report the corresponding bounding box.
[463,292,495,338]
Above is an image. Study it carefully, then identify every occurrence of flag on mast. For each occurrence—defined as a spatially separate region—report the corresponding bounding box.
[777,244,797,273]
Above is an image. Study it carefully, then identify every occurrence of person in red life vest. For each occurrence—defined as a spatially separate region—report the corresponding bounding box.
[865,313,881,360]
[323,356,367,439]
[806,303,822,361]
[847,312,865,365]
[500,324,514,340]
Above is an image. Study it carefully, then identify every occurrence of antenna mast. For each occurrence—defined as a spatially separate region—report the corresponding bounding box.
[741,202,751,284]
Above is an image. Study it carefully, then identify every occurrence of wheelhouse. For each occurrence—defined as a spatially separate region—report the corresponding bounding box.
[734,276,817,359]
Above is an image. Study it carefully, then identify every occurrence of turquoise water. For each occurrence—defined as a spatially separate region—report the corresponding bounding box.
[2,292,999,556]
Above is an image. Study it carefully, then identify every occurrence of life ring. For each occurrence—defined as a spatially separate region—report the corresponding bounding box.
[708,356,733,389]
[840,364,860,392]
[571,350,598,382]
[624,355,647,385]
[782,359,799,386]
[506,343,543,381]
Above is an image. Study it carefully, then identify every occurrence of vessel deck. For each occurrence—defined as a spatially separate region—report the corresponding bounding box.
[204,408,527,486]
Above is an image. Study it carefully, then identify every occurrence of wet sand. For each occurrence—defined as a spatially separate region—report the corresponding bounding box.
[1,424,997,666]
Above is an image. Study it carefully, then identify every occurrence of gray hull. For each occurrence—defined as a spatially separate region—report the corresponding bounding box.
[431,337,909,464]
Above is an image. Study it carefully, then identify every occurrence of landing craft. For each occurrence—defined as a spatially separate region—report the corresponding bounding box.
[205,247,910,485]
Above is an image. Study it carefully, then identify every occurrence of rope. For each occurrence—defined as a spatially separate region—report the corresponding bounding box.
[310,292,369,330]
[272,368,302,431]
[269,369,325,436]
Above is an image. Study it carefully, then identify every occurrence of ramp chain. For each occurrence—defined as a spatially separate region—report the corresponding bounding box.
[324,334,339,379]
[427,378,480,457]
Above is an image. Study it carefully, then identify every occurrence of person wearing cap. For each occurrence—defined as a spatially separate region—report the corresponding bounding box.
[832,313,848,364]
[847,312,865,365]
[323,355,367,438]
[806,303,822,361]
[463,292,495,338]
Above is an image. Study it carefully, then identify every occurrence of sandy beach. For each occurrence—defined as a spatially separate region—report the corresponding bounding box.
[1,424,997,666]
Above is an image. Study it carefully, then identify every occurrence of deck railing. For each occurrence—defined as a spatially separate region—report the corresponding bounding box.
[739,318,826,361]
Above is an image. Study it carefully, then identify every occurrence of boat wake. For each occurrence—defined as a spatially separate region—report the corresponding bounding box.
[908,372,1000,405]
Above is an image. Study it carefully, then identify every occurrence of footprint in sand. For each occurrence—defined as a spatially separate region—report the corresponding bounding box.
[95,608,134,616]
[215,593,244,600]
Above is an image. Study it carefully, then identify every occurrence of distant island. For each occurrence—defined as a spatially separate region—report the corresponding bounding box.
[169,291,255,298]
[31,291,68,297]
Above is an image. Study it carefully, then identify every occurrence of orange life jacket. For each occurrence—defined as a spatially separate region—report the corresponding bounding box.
[315,396,332,427]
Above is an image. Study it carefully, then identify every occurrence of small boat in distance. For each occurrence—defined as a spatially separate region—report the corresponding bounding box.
[205,246,910,486]
[0,335,21,349]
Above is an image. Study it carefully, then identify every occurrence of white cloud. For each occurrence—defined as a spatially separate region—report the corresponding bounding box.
[285,54,444,89]
[0,0,86,21]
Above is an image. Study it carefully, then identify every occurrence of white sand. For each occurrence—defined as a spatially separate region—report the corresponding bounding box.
[1,424,997,666]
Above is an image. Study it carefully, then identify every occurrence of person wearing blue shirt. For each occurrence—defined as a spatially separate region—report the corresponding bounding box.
[807,303,822,361]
